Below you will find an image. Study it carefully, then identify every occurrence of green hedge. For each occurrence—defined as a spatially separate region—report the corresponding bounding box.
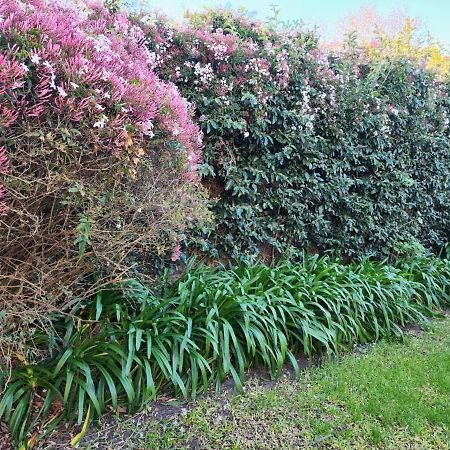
[142,11,450,261]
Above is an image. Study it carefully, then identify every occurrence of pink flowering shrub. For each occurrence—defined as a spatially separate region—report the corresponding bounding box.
[0,0,202,165]
[0,0,209,358]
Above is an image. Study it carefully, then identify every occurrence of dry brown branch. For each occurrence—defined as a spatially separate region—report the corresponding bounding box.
[0,123,210,365]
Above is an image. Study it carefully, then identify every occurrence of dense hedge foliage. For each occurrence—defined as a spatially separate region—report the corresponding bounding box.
[143,11,450,261]
[2,247,450,446]
[0,0,209,360]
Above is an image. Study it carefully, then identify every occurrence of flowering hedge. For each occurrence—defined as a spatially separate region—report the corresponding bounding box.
[0,0,209,360]
[142,10,450,261]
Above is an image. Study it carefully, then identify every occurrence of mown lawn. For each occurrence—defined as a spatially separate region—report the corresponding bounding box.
[83,319,450,450]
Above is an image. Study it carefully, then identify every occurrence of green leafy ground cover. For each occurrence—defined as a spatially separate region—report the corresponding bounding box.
[3,251,450,448]
[81,318,450,450]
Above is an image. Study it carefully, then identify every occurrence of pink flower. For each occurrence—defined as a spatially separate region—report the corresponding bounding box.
[57,86,67,97]
[171,244,181,262]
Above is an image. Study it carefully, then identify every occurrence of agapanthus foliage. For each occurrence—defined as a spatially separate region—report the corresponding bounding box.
[2,246,450,447]
[0,0,208,361]
[141,10,450,262]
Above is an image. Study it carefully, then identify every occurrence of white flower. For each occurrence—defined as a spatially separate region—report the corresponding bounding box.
[194,62,214,85]
[103,92,111,99]
[388,106,399,116]
[172,124,180,136]
[30,54,41,65]
[70,82,79,89]
[244,131,250,138]
[49,73,56,90]
[93,115,108,128]
[57,86,67,98]
[43,60,53,70]
[95,104,105,111]
[101,68,112,82]
[94,34,111,53]
[139,119,154,137]
[19,63,29,73]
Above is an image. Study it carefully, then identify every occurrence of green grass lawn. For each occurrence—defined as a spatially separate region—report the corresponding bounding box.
[83,319,450,450]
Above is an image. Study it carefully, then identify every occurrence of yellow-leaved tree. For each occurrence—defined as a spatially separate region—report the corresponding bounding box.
[332,6,450,77]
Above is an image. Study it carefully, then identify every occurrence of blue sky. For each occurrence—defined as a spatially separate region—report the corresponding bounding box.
[131,0,450,47]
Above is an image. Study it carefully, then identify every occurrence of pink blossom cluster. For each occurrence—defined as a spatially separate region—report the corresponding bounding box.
[138,13,307,143]
[141,14,298,104]
[194,28,239,62]
[0,0,202,177]
[0,53,25,127]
